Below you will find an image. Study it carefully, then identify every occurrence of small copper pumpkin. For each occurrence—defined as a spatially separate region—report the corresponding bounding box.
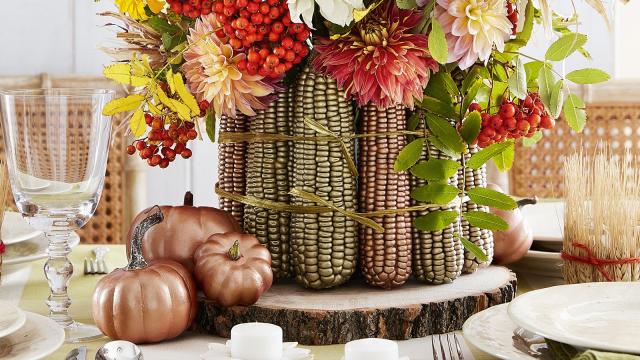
[194,232,273,307]
[126,192,241,271]
[93,207,198,344]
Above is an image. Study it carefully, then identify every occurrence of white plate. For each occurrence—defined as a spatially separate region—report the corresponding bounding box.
[0,312,64,360]
[521,201,564,242]
[463,304,539,360]
[1,212,42,245]
[0,301,26,338]
[508,282,640,354]
[509,249,563,278]
[3,232,80,266]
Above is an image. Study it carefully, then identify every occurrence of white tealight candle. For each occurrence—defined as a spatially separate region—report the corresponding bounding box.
[230,322,283,360]
[344,338,399,360]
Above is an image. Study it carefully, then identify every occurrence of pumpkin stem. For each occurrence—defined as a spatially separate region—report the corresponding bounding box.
[184,191,194,206]
[127,206,164,270]
[517,196,538,209]
[227,240,242,261]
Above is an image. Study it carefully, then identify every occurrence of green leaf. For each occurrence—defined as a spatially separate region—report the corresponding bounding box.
[467,141,514,170]
[462,68,482,94]
[205,109,216,142]
[426,114,465,154]
[458,235,489,262]
[414,210,459,231]
[463,211,509,231]
[508,56,527,100]
[549,79,565,118]
[467,187,517,210]
[563,93,587,132]
[538,65,556,113]
[566,68,610,84]
[427,135,461,160]
[545,33,588,61]
[396,0,416,9]
[411,183,459,204]
[420,96,457,119]
[162,32,186,51]
[394,138,425,172]
[429,17,449,64]
[524,61,544,87]
[460,111,482,145]
[146,16,180,34]
[461,77,483,113]
[411,159,460,181]
[492,141,515,172]
[425,72,458,103]
[407,112,421,131]
[489,81,509,109]
[493,63,509,82]
[522,131,543,147]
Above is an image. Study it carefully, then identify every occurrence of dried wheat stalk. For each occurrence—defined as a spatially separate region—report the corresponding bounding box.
[563,150,640,283]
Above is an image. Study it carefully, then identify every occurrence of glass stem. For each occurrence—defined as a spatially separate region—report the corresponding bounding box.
[44,229,73,328]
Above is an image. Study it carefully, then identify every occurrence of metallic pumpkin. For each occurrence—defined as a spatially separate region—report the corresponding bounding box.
[126,192,241,271]
[93,208,198,344]
[193,232,273,307]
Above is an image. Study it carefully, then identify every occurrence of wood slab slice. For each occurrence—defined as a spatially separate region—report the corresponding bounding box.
[193,266,517,345]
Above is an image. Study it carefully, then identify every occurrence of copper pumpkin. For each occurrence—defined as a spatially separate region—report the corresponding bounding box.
[93,208,198,344]
[126,192,241,271]
[194,232,273,307]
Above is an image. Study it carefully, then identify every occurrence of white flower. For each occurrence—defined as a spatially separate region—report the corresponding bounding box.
[436,0,512,69]
[288,0,364,28]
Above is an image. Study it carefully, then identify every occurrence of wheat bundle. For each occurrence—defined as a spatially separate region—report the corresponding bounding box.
[0,160,11,283]
[563,150,640,283]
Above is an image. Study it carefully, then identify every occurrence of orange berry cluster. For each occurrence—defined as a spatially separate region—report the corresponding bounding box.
[213,0,310,78]
[168,0,214,18]
[472,92,556,148]
[506,2,519,35]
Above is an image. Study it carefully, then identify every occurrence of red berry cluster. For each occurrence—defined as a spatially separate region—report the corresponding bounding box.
[470,93,556,148]
[167,0,214,18]
[212,0,310,78]
[127,113,199,168]
[506,2,519,35]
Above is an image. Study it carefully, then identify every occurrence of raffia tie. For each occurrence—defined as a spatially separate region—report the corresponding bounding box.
[561,242,640,281]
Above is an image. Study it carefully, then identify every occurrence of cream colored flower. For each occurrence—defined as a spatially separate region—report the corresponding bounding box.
[182,14,274,118]
[288,0,364,28]
[435,0,512,69]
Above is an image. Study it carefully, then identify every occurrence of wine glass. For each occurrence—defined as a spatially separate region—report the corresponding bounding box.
[0,88,114,342]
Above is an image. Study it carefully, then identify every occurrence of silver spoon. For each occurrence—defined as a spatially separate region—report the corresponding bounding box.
[96,340,143,360]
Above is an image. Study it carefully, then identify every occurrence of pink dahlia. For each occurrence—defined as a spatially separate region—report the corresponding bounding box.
[312,2,438,109]
[182,14,275,118]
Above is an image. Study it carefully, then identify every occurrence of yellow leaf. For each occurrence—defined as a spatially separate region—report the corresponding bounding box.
[147,0,165,14]
[155,84,192,120]
[148,100,163,115]
[166,69,176,95]
[173,72,200,116]
[352,0,383,22]
[102,94,145,116]
[130,108,147,137]
[103,63,151,87]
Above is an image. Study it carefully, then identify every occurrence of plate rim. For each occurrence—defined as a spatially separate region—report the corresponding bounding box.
[507,282,640,354]
[1,212,43,245]
[3,232,81,266]
[0,302,26,339]
[1,311,65,360]
[462,303,536,360]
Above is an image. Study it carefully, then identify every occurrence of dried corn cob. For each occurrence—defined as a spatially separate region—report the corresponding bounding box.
[461,200,494,272]
[411,138,463,284]
[244,90,292,278]
[289,64,358,289]
[359,104,412,288]
[457,145,487,191]
[218,114,248,227]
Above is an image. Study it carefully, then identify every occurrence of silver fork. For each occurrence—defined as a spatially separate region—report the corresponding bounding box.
[431,333,465,360]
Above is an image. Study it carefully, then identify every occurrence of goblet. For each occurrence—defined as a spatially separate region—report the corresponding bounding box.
[0,88,114,342]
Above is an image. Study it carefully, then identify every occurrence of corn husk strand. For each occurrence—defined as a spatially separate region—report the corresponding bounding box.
[563,151,640,283]
[411,137,464,284]
[359,103,413,288]
[218,114,248,227]
[244,89,293,278]
[289,64,358,289]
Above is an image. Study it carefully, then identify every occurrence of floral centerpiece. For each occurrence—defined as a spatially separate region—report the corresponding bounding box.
[102,0,610,288]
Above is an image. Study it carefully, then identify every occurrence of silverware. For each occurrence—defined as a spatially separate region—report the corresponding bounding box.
[65,346,87,360]
[84,247,109,275]
[431,333,465,360]
[96,340,143,360]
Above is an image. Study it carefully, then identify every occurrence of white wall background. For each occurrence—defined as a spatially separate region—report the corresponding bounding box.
[0,0,638,210]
